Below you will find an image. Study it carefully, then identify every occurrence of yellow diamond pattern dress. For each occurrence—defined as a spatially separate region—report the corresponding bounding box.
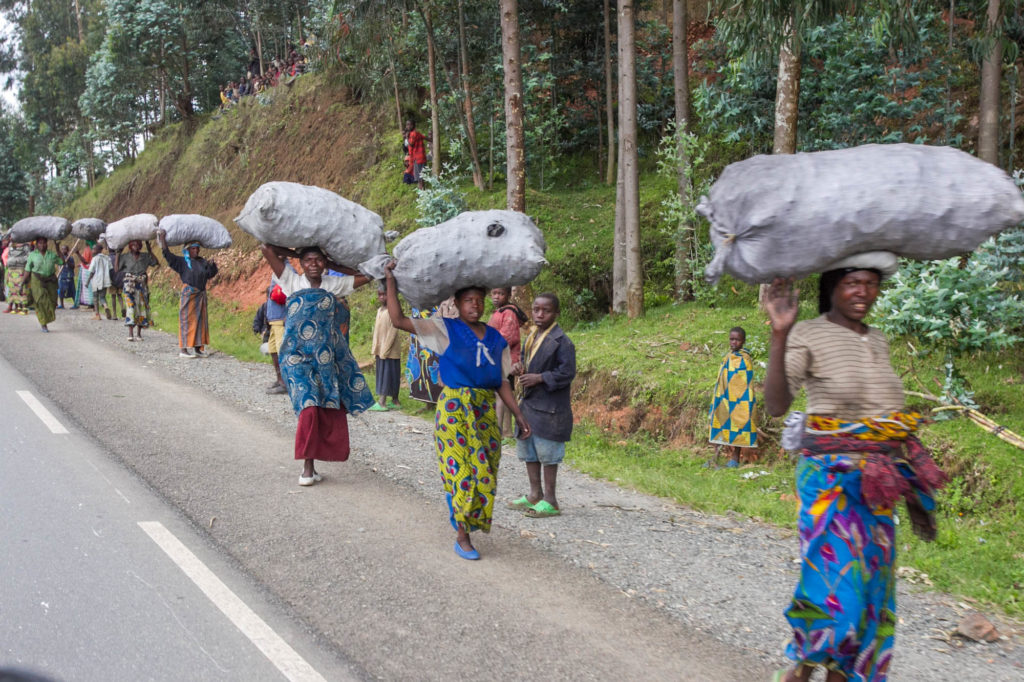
[708,348,757,448]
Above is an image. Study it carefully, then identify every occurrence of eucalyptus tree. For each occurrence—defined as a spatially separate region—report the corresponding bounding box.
[618,0,642,318]
[715,0,865,154]
[501,0,525,211]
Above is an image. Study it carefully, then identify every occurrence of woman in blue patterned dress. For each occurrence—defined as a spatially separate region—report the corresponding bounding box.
[261,243,374,486]
[384,262,531,560]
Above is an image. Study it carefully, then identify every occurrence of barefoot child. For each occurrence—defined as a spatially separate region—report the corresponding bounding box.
[507,293,576,517]
[708,326,757,467]
[385,262,531,560]
[369,288,402,411]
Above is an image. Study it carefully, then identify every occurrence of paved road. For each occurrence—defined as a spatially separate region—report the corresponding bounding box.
[0,312,772,680]
[0,355,362,682]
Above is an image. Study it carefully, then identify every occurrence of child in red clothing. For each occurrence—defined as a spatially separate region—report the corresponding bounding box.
[403,119,430,189]
[488,287,526,437]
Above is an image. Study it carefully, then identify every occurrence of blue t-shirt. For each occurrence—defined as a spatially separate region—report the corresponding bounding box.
[438,318,507,390]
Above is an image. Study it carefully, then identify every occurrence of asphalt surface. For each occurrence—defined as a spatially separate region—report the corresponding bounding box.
[0,310,770,681]
[0,354,360,681]
[2,307,1021,681]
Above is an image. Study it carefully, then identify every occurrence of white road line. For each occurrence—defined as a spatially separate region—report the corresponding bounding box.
[138,522,328,682]
[16,390,69,434]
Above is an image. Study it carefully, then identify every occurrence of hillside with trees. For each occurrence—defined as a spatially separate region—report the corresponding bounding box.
[2,1,1024,615]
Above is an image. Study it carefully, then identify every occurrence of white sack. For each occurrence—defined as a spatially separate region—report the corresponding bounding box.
[104,214,159,251]
[234,182,386,267]
[71,218,107,240]
[9,216,71,242]
[697,143,1024,284]
[360,210,548,309]
[159,214,233,249]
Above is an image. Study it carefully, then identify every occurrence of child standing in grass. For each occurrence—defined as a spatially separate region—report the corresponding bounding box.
[369,288,403,411]
[507,293,576,518]
[708,326,757,468]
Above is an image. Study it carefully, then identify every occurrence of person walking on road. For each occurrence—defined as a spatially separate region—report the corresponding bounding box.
[763,264,948,682]
[158,231,218,358]
[4,240,31,315]
[56,244,76,309]
[84,242,113,321]
[385,263,530,560]
[117,239,159,341]
[264,278,289,394]
[24,237,62,332]
[260,243,374,486]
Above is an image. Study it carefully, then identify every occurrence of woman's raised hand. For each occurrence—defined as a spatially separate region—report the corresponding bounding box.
[765,277,799,334]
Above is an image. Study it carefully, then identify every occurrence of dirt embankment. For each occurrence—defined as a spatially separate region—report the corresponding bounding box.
[67,77,393,306]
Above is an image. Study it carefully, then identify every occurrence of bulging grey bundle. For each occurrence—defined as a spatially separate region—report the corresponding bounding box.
[234,182,386,268]
[360,209,548,309]
[9,216,71,242]
[697,143,1024,284]
[71,218,107,240]
[103,214,159,251]
[159,214,233,249]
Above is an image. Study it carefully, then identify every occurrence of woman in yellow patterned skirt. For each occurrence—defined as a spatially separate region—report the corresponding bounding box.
[385,263,531,561]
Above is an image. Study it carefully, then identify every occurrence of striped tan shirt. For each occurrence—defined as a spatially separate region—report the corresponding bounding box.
[785,315,904,420]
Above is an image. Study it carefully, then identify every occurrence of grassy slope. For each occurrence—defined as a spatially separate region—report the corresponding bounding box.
[63,75,1024,618]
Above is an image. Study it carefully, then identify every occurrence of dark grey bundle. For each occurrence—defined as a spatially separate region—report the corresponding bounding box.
[159,214,233,249]
[104,214,159,250]
[697,143,1024,284]
[234,182,386,267]
[71,218,107,240]
[360,209,547,309]
[9,216,71,242]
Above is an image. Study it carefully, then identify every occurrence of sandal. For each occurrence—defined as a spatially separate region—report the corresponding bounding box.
[506,495,535,510]
[524,500,561,518]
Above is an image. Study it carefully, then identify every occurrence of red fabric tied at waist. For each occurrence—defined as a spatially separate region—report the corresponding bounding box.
[801,434,948,509]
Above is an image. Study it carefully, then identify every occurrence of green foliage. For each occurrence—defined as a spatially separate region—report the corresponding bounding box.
[697,5,967,155]
[0,104,27,224]
[414,166,467,227]
[875,232,1024,402]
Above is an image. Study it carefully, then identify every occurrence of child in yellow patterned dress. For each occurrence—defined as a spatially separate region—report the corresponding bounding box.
[707,326,757,468]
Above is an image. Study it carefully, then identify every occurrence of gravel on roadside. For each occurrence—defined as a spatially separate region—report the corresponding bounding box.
[52,308,1024,680]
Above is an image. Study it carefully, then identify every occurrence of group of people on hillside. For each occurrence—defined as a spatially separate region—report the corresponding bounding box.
[0,230,218,354]
[219,48,308,109]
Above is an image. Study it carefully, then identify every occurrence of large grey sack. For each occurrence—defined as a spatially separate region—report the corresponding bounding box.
[9,216,71,242]
[234,182,386,267]
[360,210,548,309]
[104,214,159,251]
[71,218,107,240]
[159,214,232,249]
[697,143,1024,284]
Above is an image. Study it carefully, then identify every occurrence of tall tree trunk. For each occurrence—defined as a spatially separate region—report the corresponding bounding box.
[603,0,616,185]
[256,26,265,76]
[458,0,485,190]
[619,0,643,319]
[417,4,442,177]
[501,0,526,212]
[73,0,84,42]
[178,4,194,119]
[773,20,800,154]
[612,138,626,313]
[672,0,693,300]
[978,0,1002,164]
[386,34,403,133]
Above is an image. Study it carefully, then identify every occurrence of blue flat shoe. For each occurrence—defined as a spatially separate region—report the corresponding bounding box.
[453,541,480,561]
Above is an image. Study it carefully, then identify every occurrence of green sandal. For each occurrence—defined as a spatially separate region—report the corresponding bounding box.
[506,496,535,510]
[524,500,561,517]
